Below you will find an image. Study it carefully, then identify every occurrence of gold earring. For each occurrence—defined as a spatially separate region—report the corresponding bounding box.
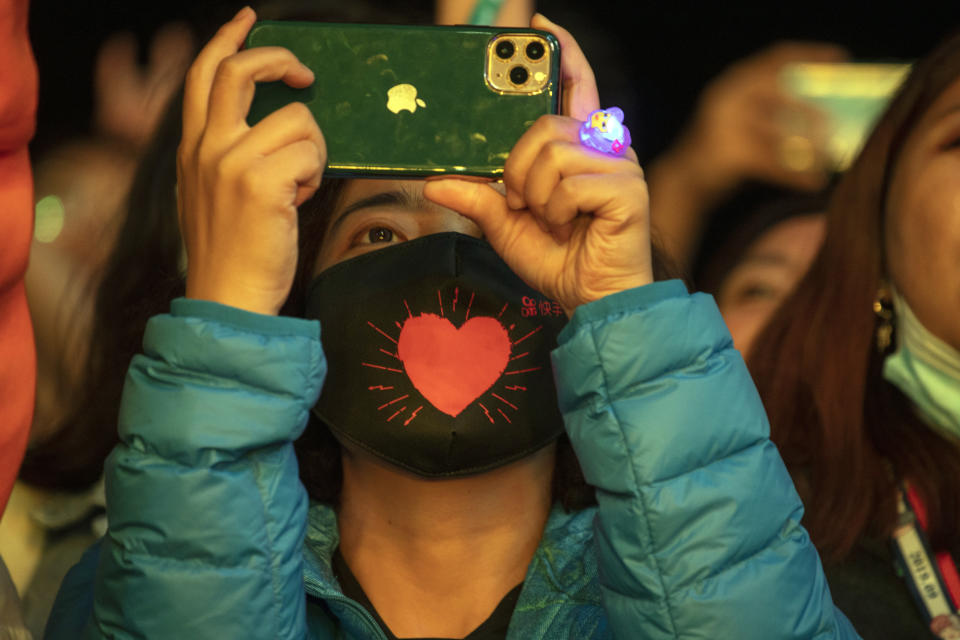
[873,286,894,352]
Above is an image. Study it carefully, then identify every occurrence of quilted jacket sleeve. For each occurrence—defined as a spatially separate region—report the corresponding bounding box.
[81,299,325,639]
[551,281,860,640]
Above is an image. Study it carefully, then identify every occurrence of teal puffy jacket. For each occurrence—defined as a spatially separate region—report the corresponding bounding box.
[46,281,860,639]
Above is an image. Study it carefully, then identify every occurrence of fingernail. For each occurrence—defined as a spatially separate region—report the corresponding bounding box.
[506,189,524,210]
[234,6,253,20]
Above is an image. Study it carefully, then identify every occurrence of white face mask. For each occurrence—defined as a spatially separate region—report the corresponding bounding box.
[882,286,960,441]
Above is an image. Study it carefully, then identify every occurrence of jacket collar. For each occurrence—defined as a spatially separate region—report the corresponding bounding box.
[301,502,603,637]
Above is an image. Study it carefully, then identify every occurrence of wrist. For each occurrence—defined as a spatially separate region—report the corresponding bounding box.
[185,277,285,317]
[565,272,655,316]
[649,132,738,206]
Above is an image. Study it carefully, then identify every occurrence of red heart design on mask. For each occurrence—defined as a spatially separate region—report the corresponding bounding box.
[397,314,511,417]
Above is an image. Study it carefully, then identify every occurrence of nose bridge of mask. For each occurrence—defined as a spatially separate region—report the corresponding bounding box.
[304,232,567,478]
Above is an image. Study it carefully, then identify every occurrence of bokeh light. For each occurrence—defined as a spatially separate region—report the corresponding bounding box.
[34,194,65,243]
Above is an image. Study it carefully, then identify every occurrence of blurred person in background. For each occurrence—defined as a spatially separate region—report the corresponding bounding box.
[747,29,960,640]
[24,13,195,449]
[694,192,828,355]
[637,41,843,356]
[1,137,139,639]
[0,17,194,640]
[646,41,844,275]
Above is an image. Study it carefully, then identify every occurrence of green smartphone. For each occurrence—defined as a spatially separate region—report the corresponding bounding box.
[781,62,912,169]
[245,21,561,179]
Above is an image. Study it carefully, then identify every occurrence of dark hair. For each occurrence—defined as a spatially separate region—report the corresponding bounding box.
[747,30,960,560]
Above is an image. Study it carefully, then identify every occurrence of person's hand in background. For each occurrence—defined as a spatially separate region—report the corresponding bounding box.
[648,41,847,270]
[94,22,195,149]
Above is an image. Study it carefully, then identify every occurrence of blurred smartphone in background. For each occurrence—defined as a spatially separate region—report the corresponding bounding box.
[245,21,561,179]
[781,62,911,169]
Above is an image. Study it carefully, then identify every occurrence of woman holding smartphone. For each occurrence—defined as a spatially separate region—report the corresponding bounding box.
[46,7,858,639]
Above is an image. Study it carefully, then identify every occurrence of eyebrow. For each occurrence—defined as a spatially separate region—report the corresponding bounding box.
[928,103,960,124]
[328,188,429,233]
[736,252,793,269]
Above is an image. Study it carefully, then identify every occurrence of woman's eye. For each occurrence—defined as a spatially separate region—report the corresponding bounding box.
[343,224,404,252]
[737,283,779,301]
[367,227,394,243]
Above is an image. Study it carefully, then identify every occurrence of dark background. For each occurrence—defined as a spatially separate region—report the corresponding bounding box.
[28,0,960,162]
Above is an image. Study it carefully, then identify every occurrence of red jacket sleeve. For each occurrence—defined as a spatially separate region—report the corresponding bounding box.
[0,0,37,514]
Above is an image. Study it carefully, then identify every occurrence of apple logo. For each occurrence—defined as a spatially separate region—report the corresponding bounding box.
[386,84,427,114]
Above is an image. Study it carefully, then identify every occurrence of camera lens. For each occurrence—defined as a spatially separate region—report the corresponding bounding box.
[495,40,515,60]
[525,41,545,60]
[509,65,529,85]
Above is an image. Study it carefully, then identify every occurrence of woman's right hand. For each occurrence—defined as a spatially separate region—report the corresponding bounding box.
[178,6,326,315]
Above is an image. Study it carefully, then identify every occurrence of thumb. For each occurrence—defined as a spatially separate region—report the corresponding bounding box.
[424,179,546,255]
[423,179,510,238]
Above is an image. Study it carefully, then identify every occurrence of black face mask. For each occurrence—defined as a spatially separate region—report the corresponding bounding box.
[304,232,567,478]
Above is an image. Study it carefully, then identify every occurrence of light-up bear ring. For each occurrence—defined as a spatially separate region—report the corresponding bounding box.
[579,107,631,157]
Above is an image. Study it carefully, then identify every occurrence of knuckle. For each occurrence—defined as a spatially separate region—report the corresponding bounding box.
[541,140,566,166]
[287,102,323,141]
[543,113,566,128]
[531,113,553,129]
[210,147,239,183]
[286,100,312,121]
[195,134,219,166]
[549,115,577,136]
[298,141,321,167]
[555,177,578,201]
[176,141,193,167]
[211,155,231,185]
[625,158,644,179]
[298,105,317,128]
[526,190,548,215]
[215,55,242,83]
[238,165,263,195]
[627,178,649,203]
[532,114,564,137]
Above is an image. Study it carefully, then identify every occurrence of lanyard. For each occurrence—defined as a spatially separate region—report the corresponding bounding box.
[891,485,960,636]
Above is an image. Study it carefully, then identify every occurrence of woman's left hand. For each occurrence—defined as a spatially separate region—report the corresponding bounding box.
[423,14,652,315]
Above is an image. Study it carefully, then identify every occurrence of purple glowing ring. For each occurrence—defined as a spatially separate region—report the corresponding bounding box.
[579,107,631,157]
